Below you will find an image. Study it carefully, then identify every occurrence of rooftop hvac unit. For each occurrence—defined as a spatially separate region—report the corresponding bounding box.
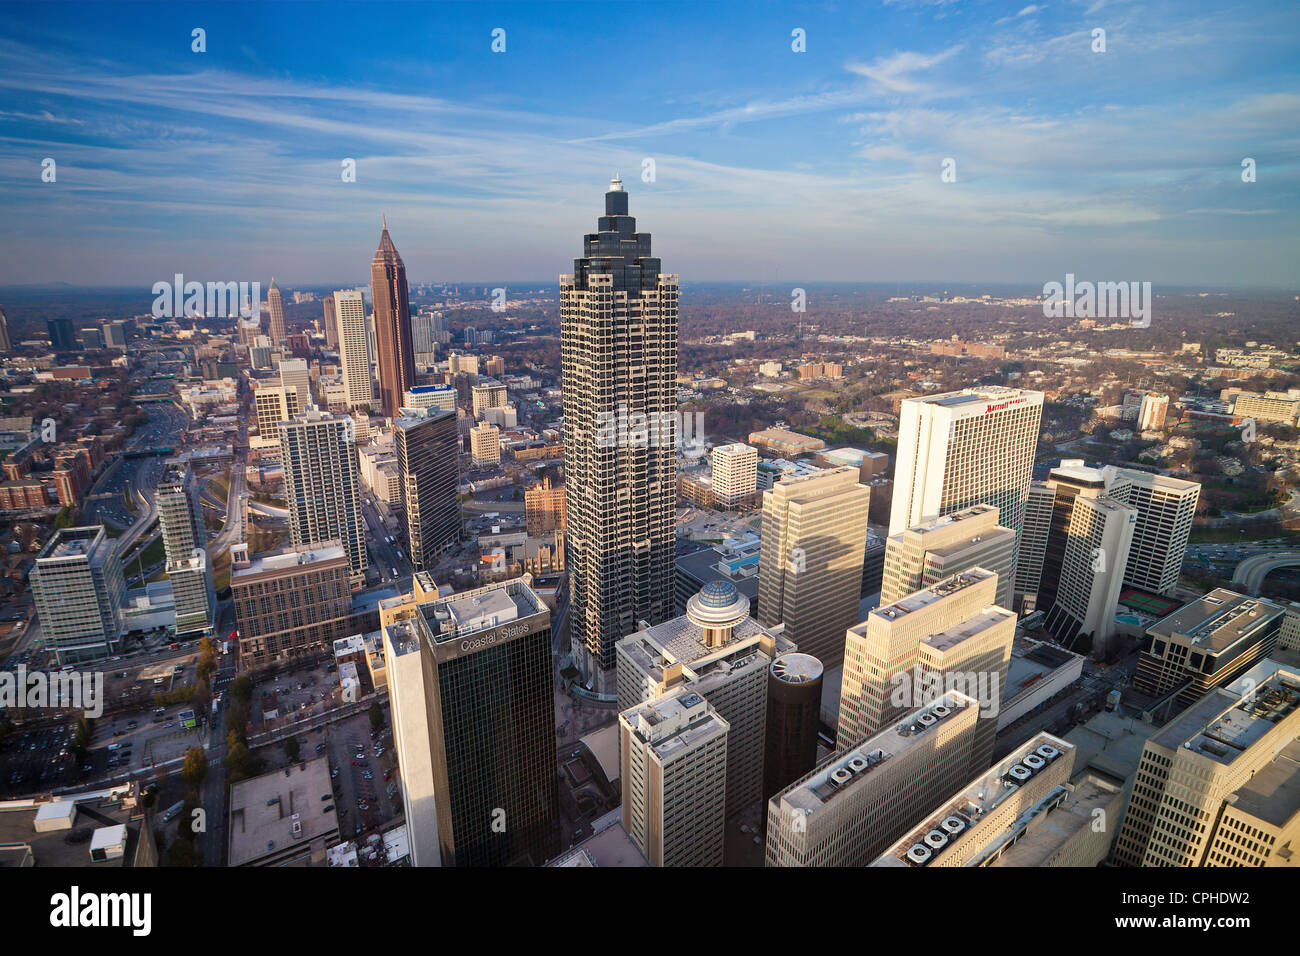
[1007,764,1033,783]
[847,756,869,773]
[1036,744,1060,761]
[941,816,966,835]
[918,713,937,727]
[831,768,852,785]
[932,705,951,718]
[1022,753,1046,771]
[907,845,933,865]
[923,830,948,849]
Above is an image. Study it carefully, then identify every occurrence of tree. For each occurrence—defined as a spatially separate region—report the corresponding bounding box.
[368,702,385,732]
[181,746,207,789]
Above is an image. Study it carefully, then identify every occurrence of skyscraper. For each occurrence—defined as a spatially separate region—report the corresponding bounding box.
[561,178,678,696]
[756,466,870,669]
[157,461,215,639]
[322,294,338,351]
[837,567,1014,773]
[880,504,1016,609]
[267,277,285,345]
[277,358,310,412]
[889,388,1044,559]
[0,305,10,352]
[383,577,561,866]
[620,689,729,867]
[371,217,416,419]
[278,408,368,588]
[333,289,374,410]
[31,526,125,664]
[394,407,461,570]
[47,318,75,351]
[1041,495,1135,655]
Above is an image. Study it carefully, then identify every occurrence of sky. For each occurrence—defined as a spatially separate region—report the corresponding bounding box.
[0,0,1297,289]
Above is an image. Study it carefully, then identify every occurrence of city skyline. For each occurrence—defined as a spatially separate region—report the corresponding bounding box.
[0,1,1297,288]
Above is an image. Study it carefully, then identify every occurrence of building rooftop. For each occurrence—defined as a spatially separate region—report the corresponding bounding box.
[986,773,1123,868]
[548,809,649,867]
[922,607,1016,654]
[232,542,347,579]
[1149,589,1286,655]
[873,732,1076,867]
[1151,665,1300,765]
[777,692,976,815]
[227,757,338,867]
[872,567,997,622]
[1230,738,1300,828]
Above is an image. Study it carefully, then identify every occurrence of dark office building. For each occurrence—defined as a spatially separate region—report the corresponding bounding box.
[763,652,824,816]
[47,318,75,351]
[395,408,461,570]
[371,216,416,419]
[385,577,561,867]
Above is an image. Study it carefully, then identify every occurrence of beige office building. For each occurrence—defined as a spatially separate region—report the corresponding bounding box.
[620,689,729,867]
[880,503,1015,609]
[757,466,869,669]
[1114,661,1300,867]
[710,443,758,510]
[838,568,1013,775]
[617,580,794,820]
[766,692,979,866]
[470,422,501,467]
[253,385,292,450]
[277,358,310,412]
[333,289,374,411]
[872,733,1121,867]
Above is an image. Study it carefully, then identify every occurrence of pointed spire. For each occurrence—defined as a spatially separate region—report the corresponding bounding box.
[382,213,387,231]
[269,276,278,290]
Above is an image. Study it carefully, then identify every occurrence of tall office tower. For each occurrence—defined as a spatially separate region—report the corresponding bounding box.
[1042,495,1135,654]
[404,384,457,413]
[889,389,1044,567]
[561,177,678,698]
[371,217,416,419]
[766,692,980,867]
[411,312,439,366]
[278,409,368,588]
[763,652,824,812]
[103,320,127,350]
[1107,470,1199,595]
[871,733,1122,868]
[30,526,125,664]
[267,277,286,344]
[880,504,1016,609]
[757,466,870,669]
[157,462,215,639]
[0,305,10,352]
[617,580,795,821]
[252,385,292,449]
[432,311,451,345]
[277,358,310,413]
[1134,588,1285,707]
[383,577,560,866]
[47,318,75,351]
[395,408,460,570]
[711,443,758,510]
[1113,661,1300,867]
[838,568,1014,773]
[469,422,500,467]
[333,290,374,411]
[230,542,351,669]
[620,689,729,867]
[1014,482,1054,607]
[1137,393,1169,431]
[322,294,338,350]
[471,379,508,418]
[485,355,505,377]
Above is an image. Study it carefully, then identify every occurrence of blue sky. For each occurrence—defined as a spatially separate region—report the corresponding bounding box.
[0,0,1297,288]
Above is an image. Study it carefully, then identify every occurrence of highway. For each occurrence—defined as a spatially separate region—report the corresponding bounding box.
[1231,551,1300,595]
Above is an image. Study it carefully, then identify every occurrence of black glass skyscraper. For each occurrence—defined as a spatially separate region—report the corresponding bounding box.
[560,178,678,697]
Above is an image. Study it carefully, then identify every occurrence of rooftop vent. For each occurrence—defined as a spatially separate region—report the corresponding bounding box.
[932,705,951,718]
[1022,753,1046,771]
[907,844,933,865]
[1006,764,1033,783]
[1036,744,1060,761]
[923,830,948,849]
[941,816,966,835]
